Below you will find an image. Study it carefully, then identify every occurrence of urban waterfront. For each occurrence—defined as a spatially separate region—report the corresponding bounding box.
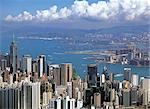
[0,39,150,109]
[0,35,149,79]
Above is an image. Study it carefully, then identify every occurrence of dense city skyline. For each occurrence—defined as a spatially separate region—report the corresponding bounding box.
[0,0,150,109]
[0,41,150,109]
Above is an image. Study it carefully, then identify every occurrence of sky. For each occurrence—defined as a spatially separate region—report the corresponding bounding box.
[1,0,150,29]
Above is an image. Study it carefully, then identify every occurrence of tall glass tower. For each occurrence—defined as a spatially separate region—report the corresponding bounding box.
[10,40,17,74]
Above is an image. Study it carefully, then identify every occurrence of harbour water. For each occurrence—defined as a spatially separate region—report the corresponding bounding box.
[0,35,149,78]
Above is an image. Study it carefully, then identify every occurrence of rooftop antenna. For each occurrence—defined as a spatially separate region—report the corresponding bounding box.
[12,33,15,43]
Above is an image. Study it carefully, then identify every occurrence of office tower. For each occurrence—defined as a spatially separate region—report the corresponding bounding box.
[131,74,139,87]
[32,60,38,74]
[48,64,61,86]
[96,73,100,87]
[67,82,72,98]
[10,41,17,74]
[22,55,32,74]
[131,88,138,105]
[55,86,67,97]
[112,80,119,91]
[43,91,52,106]
[70,98,75,109]
[21,82,41,109]
[63,96,70,109]
[13,73,18,82]
[115,94,119,108]
[0,89,4,108]
[40,82,52,105]
[124,68,132,81]
[0,75,2,83]
[109,72,114,82]
[47,92,52,102]
[55,97,62,109]
[94,93,101,107]
[60,63,73,86]
[63,96,75,109]
[110,89,116,102]
[84,89,93,106]
[102,66,109,80]
[101,74,105,84]
[38,55,46,78]
[1,59,7,70]
[123,89,131,107]
[8,89,15,109]
[141,78,150,105]
[83,81,88,90]
[0,88,21,109]
[49,98,55,109]
[143,90,148,106]
[77,91,82,100]
[32,82,41,109]
[0,54,10,67]
[72,79,78,99]
[87,64,97,86]
[104,83,110,102]
[49,97,63,109]
[118,91,123,105]
[17,58,22,71]
[3,70,9,82]
[76,100,83,109]
[24,84,32,109]
[9,74,13,85]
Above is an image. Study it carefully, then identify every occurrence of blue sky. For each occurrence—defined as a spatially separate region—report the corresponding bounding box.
[1,0,73,18]
[1,0,149,29]
[1,0,100,18]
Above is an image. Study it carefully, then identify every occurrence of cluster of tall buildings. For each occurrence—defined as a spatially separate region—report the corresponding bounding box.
[83,65,150,109]
[0,41,150,109]
[105,44,150,66]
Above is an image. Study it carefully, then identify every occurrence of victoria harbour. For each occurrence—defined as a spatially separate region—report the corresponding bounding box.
[1,34,149,79]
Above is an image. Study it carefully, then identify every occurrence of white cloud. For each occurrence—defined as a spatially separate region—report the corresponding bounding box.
[5,0,150,22]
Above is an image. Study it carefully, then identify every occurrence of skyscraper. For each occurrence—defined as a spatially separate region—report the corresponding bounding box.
[10,41,17,74]
[124,68,132,82]
[123,89,131,107]
[131,74,139,87]
[141,78,150,105]
[38,55,46,78]
[67,82,72,98]
[22,55,32,74]
[94,93,101,108]
[21,82,41,109]
[131,88,138,105]
[60,63,72,86]
[87,64,97,86]
[48,64,61,86]
[1,59,7,71]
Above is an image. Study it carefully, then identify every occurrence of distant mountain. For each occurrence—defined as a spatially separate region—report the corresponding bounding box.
[1,23,150,36]
[91,25,150,34]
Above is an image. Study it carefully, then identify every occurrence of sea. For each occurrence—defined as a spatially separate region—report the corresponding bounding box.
[0,35,149,79]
